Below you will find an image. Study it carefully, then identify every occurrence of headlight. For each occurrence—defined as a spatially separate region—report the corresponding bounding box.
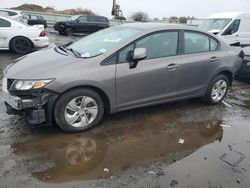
[10,79,54,91]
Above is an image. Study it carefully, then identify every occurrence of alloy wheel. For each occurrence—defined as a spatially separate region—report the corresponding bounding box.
[211,80,228,102]
[64,96,98,128]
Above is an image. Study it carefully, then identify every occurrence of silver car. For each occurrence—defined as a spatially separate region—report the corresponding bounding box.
[2,23,243,132]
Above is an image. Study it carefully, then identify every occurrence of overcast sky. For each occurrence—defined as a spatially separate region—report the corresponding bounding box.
[0,0,249,19]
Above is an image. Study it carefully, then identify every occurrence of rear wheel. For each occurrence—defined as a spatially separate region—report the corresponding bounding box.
[10,37,32,54]
[203,75,229,104]
[54,88,105,132]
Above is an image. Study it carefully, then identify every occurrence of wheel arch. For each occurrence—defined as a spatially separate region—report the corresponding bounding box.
[54,85,111,115]
[216,70,234,86]
[64,25,75,33]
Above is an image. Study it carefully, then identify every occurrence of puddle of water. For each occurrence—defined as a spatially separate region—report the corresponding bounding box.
[11,101,224,183]
[226,83,250,109]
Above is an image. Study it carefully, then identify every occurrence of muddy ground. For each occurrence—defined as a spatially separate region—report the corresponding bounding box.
[0,30,250,188]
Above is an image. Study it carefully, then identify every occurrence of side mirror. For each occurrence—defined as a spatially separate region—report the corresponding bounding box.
[129,48,147,69]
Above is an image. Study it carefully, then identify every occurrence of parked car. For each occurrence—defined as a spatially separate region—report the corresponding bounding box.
[0,15,49,54]
[2,23,243,132]
[23,13,47,28]
[0,8,23,22]
[54,15,110,35]
[237,47,250,79]
[199,12,250,47]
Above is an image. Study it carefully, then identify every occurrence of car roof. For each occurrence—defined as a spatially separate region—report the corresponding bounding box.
[120,22,200,31]
[74,14,107,18]
[0,8,22,13]
[208,12,250,19]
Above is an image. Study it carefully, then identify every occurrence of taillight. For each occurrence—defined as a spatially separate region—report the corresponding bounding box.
[39,31,46,37]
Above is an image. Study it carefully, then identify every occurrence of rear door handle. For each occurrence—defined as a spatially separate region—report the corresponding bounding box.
[166,64,178,70]
[210,57,221,62]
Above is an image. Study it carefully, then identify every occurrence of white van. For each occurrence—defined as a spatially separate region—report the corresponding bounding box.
[199,12,250,47]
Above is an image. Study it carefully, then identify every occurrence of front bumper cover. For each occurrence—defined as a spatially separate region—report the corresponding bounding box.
[4,89,59,126]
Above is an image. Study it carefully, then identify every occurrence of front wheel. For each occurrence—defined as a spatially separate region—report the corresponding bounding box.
[59,31,65,35]
[54,88,105,132]
[65,27,74,36]
[203,75,229,104]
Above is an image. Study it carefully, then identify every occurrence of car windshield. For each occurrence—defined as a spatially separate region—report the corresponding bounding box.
[199,18,232,31]
[71,15,80,20]
[67,26,142,58]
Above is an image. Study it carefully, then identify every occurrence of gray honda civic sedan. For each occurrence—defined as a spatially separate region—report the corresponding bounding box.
[2,23,243,132]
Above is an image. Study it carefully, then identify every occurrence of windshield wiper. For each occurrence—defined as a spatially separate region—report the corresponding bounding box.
[58,45,68,53]
[66,48,82,57]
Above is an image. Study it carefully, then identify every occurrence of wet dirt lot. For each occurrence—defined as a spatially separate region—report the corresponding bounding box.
[0,31,250,188]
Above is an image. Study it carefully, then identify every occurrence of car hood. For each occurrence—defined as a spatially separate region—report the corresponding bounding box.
[5,48,81,79]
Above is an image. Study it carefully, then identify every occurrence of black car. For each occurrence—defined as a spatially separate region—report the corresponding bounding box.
[54,15,110,35]
[237,47,250,79]
[23,14,47,28]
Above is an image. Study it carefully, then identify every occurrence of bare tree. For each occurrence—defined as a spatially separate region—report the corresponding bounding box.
[130,11,149,22]
[179,17,188,24]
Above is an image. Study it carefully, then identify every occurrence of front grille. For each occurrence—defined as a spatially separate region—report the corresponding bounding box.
[7,79,14,90]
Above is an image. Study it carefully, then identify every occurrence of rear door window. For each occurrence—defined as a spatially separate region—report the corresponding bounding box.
[8,11,17,16]
[88,16,99,22]
[184,32,210,53]
[0,18,11,27]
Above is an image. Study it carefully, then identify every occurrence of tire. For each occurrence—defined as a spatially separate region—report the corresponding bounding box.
[59,31,65,35]
[10,37,33,54]
[203,75,229,104]
[65,27,74,36]
[54,88,105,132]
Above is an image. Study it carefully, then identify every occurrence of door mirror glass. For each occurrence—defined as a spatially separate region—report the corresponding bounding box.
[133,48,147,61]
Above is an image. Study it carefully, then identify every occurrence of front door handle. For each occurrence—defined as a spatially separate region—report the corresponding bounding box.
[210,57,221,62]
[166,64,178,70]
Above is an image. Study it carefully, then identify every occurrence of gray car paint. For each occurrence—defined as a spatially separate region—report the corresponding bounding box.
[4,23,242,114]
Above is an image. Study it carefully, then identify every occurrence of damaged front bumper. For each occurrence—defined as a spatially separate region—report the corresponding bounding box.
[3,87,58,126]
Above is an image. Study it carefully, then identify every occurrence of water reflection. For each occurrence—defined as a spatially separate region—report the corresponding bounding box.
[12,101,224,183]
[66,138,97,165]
